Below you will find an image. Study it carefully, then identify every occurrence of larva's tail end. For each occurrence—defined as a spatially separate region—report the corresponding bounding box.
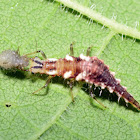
[131,100,140,111]
[117,89,140,111]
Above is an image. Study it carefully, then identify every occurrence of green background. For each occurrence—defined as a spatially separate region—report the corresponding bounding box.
[0,0,140,139]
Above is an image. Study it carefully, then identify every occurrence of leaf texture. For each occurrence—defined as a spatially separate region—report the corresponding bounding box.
[0,0,140,140]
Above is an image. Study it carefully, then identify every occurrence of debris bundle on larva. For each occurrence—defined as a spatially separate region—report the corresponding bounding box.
[0,50,29,69]
[0,47,139,111]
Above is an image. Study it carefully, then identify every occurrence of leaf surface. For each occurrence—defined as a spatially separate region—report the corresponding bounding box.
[0,0,140,140]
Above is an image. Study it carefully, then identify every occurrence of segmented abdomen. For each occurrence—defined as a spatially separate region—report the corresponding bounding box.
[55,55,140,110]
[30,54,140,110]
[81,56,140,110]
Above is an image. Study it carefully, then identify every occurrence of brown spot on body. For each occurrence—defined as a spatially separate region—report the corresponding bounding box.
[49,68,56,71]
[33,60,43,65]
[56,57,83,79]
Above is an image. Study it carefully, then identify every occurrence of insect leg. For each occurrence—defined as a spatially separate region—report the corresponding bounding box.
[24,50,47,59]
[32,76,53,94]
[16,47,20,54]
[70,42,75,56]
[26,38,47,59]
[89,84,107,108]
[69,79,75,102]
[86,46,93,56]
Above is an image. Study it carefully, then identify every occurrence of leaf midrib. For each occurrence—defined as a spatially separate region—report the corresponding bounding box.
[55,0,140,40]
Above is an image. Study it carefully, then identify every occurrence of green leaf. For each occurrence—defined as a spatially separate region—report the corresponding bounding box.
[0,0,140,140]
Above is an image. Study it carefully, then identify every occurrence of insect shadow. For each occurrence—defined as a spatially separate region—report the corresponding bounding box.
[82,83,139,112]
[1,68,139,112]
[28,74,72,96]
[1,68,26,79]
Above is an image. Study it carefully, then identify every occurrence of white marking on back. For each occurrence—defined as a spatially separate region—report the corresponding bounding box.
[65,55,73,61]
[64,71,72,79]
[111,72,115,76]
[83,71,86,77]
[123,86,127,90]
[116,79,121,84]
[108,86,114,93]
[124,98,128,103]
[101,83,106,89]
[48,58,58,62]
[80,54,90,61]
[47,70,57,75]
[76,71,87,81]
[116,91,122,97]
[94,83,98,87]
[76,73,83,81]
